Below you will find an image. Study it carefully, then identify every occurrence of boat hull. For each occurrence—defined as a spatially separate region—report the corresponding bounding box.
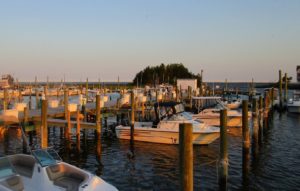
[115,127,220,145]
[287,105,300,113]
[198,117,242,127]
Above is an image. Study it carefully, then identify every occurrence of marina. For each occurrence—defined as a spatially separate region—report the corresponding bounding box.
[0,71,299,190]
[1,1,300,190]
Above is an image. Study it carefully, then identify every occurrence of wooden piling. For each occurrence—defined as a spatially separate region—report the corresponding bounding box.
[271,87,274,109]
[41,99,48,149]
[252,98,259,146]
[279,70,283,110]
[258,96,263,139]
[242,100,250,150]
[64,109,71,140]
[284,73,288,103]
[96,94,101,139]
[199,70,203,96]
[29,86,32,110]
[22,107,29,152]
[86,78,89,98]
[130,92,135,142]
[35,90,40,109]
[219,109,228,190]
[64,89,69,119]
[44,85,48,100]
[179,123,193,191]
[3,89,8,110]
[76,108,81,140]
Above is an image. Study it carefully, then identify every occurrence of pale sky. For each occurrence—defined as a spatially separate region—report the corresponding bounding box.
[0,1,299,82]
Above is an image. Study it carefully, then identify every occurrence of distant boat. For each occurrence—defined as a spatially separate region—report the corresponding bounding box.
[192,96,250,127]
[287,91,300,113]
[0,148,118,191]
[115,102,220,145]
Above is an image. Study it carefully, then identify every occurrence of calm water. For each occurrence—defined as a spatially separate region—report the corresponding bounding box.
[1,86,300,190]
[1,111,300,190]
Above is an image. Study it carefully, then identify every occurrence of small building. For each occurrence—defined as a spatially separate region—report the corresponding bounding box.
[177,79,197,91]
[0,74,14,89]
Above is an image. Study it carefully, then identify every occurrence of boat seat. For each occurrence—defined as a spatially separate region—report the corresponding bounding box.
[8,155,35,178]
[46,163,89,191]
[0,175,24,191]
[53,176,82,191]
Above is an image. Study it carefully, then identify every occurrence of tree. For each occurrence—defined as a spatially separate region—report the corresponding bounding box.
[133,63,201,86]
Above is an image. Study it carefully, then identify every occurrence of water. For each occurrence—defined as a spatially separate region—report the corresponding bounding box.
[1,111,300,190]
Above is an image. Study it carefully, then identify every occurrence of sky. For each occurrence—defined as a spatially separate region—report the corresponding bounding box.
[0,1,299,82]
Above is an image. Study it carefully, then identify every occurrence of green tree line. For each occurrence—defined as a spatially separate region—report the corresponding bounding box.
[133,63,202,86]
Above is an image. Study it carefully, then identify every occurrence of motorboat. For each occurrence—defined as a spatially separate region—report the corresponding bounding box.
[192,96,250,127]
[115,102,220,145]
[0,148,118,191]
[287,91,300,113]
[223,98,242,110]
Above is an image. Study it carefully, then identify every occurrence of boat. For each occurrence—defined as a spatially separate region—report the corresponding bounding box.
[224,98,242,110]
[287,91,300,113]
[115,102,220,145]
[0,148,118,191]
[192,96,250,127]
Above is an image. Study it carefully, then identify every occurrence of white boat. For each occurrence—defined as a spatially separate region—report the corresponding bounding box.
[287,91,300,113]
[0,149,118,191]
[224,99,242,110]
[192,97,250,127]
[115,102,220,145]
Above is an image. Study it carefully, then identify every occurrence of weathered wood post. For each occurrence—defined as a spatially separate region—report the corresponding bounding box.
[242,100,250,150]
[44,85,48,100]
[41,99,48,149]
[252,98,259,147]
[76,108,81,140]
[258,96,263,143]
[64,89,69,119]
[284,73,288,103]
[35,89,40,109]
[22,107,29,153]
[199,70,203,96]
[65,109,71,140]
[188,86,192,109]
[18,87,22,103]
[130,91,135,144]
[271,87,274,109]
[179,123,193,191]
[96,94,101,140]
[219,109,228,190]
[29,86,32,110]
[3,89,8,110]
[242,100,250,187]
[141,101,145,120]
[279,70,283,110]
[86,78,89,99]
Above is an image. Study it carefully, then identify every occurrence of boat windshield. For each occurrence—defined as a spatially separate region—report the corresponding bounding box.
[32,149,60,167]
[0,157,16,179]
[174,103,185,113]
